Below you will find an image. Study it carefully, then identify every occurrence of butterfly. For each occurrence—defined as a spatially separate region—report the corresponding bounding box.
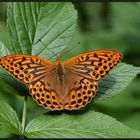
[0,50,122,111]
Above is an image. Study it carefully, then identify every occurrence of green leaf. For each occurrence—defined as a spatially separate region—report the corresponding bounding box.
[0,42,23,96]
[0,41,10,57]
[0,68,27,96]
[7,2,77,60]
[0,100,22,135]
[7,2,37,54]
[25,110,140,138]
[96,63,140,100]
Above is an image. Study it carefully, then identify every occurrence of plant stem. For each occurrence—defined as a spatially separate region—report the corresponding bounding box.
[21,92,28,135]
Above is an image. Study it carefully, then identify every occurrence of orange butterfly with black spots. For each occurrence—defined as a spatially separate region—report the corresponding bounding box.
[0,50,122,111]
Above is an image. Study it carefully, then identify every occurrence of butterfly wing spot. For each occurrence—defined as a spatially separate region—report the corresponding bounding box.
[29,81,42,94]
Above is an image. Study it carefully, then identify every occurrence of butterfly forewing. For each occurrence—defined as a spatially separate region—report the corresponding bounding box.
[64,50,122,80]
[0,55,52,84]
[63,50,122,110]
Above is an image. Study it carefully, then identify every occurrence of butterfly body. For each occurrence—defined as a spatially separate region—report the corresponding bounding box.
[55,57,65,82]
[0,50,122,111]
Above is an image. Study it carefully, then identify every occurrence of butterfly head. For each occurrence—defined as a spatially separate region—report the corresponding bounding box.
[56,56,63,62]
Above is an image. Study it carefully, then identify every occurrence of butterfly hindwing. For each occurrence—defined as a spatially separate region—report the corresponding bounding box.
[64,76,98,110]
[29,80,64,110]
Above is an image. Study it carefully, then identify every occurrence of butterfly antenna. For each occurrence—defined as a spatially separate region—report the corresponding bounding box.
[47,43,66,59]
[60,41,80,57]
[39,39,58,58]
[48,50,62,60]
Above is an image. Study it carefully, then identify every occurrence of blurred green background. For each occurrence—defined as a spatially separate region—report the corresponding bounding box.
[0,2,140,137]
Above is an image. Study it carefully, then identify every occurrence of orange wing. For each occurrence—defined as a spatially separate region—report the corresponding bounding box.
[63,50,123,110]
[0,54,53,84]
[0,54,63,110]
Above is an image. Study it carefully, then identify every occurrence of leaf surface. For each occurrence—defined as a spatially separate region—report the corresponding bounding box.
[96,63,140,100]
[0,100,22,135]
[25,110,140,138]
[7,2,77,60]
